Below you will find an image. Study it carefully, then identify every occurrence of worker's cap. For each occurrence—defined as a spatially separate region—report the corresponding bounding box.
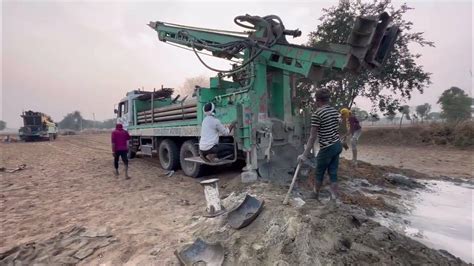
[315,89,331,101]
[340,108,351,116]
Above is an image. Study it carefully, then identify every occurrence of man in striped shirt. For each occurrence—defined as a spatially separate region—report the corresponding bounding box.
[298,88,343,201]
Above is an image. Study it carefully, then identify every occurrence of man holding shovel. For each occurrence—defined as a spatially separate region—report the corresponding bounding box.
[298,89,342,201]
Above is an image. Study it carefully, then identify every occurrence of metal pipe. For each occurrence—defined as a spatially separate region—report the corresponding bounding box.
[137,113,197,123]
[137,101,197,115]
[151,88,155,124]
[137,107,197,119]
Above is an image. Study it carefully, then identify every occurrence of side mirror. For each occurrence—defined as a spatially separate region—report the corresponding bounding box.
[114,109,118,114]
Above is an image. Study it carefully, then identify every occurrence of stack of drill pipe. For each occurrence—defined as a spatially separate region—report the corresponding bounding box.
[137,100,197,124]
[137,100,197,116]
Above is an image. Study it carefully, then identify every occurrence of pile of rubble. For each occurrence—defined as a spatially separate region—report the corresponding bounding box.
[181,181,466,265]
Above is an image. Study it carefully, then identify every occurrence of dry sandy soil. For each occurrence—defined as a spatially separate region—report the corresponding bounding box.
[341,144,473,179]
[0,134,469,265]
[1,134,208,265]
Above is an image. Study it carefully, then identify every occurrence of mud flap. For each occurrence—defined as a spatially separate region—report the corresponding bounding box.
[175,238,224,266]
[227,194,264,229]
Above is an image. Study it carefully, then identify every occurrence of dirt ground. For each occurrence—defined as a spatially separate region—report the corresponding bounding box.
[1,134,209,264]
[341,144,473,179]
[0,134,469,265]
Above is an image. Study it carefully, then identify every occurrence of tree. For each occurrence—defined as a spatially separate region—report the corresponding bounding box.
[0,120,6,130]
[59,111,84,131]
[416,103,431,123]
[351,107,369,121]
[398,105,410,128]
[179,75,210,97]
[427,112,440,121]
[99,119,116,129]
[368,113,380,125]
[437,87,471,122]
[384,112,397,124]
[305,0,433,114]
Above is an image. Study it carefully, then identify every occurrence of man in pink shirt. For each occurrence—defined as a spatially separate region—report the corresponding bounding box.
[111,123,131,178]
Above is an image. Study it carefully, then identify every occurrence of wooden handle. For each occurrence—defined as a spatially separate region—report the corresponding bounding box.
[283,163,301,205]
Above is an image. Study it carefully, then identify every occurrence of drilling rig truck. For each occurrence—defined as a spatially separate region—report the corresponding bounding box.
[115,13,398,180]
[19,110,58,141]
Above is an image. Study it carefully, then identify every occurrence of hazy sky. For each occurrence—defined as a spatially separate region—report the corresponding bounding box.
[1,0,472,128]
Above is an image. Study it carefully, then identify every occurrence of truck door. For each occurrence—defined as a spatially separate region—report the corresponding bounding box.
[117,101,130,129]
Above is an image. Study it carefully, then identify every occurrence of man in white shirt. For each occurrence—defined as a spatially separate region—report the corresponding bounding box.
[199,102,235,162]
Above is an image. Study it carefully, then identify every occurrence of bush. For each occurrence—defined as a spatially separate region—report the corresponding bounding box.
[453,121,474,147]
[360,121,474,148]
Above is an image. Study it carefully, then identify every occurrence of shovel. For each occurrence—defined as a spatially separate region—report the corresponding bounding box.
[283,163,302,205]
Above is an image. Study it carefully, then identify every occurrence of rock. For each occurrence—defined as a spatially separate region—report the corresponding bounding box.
[286,217,299,239]
[273,260,290,266]
[350,215,362,227]
[81,227,111,238]
[370,226,391,241]
[251,243,264,252]
[365,208,375,217]
[241,171,258,183]
[334,236,352,252]
[73,247,96,260]
[150,245,162,256]
[289,197,306,208]
[386,173,425,189]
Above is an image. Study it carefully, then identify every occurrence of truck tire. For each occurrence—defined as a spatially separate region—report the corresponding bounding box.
[158,139,180,170]
[180,140,204,178]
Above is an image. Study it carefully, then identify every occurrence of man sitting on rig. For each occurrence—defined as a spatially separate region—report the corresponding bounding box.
[199,102,235,162]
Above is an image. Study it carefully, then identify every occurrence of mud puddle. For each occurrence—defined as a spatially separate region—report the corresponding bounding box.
[404,180,473,263]
[379,179,473,263]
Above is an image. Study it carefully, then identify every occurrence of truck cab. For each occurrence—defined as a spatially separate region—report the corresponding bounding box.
[115,90,144,129]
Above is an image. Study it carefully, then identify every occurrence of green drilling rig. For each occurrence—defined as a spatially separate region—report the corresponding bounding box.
[115,13,398,180]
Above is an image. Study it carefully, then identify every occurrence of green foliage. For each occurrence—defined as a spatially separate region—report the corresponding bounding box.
[306,0,433,114]
[398,105,410,128]
[384,112,397,122]
[59,111,116,130]
[437,87,472,122]
[59,111,83,131]
[360,121,474,148]
[100,119,117,129]
[399,105,411,119]
[416,103,431,122]
[427,112,440,121]
[351,107,369,121]
[420,121,474,147]
[368,113,380,124]
[0,120,6,130]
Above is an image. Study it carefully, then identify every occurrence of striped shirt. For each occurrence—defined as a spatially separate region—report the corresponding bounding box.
[311,105,340,148]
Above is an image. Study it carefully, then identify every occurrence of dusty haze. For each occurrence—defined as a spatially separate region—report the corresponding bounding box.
[1,1,472,128]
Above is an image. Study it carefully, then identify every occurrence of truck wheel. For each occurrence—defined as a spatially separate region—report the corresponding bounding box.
[180,140,204,178]
[158,139,180,170]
